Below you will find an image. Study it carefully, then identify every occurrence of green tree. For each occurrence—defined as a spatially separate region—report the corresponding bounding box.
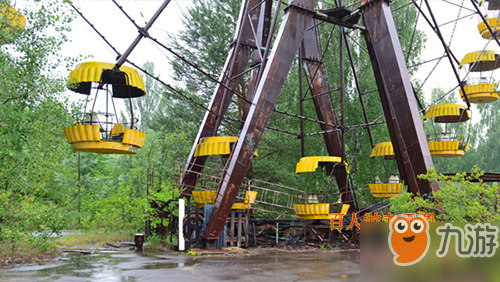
[0,0,78,251]
[169,0,241,97]
[459,100,500,173]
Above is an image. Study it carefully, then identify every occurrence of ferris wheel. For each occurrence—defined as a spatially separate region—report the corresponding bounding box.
[5,0,496,245]
[175,0,500,245]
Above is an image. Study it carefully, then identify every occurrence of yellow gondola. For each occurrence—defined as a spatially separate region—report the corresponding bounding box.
[423,103,470,122]
[369,141,395,160]
[293,202,350,220]
[191,190,258,210]
[369,142,404,198]
[459,50,500,72]
[295,156,348,175]
[459,78,498,103]
[0,4,26,45]
[477,14,500,39]
[424,104,470,157]
[68,62,145,98]
[459,51,500,103]
[194,136,238,156]
[63,62,147,154]
[293,156,350,219]
[192,136,257,209]
[194,136,257,157]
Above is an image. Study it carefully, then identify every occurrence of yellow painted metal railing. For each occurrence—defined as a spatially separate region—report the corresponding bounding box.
[368,183,404,198]
[428,140,470,157]
[293,203,350,220]
[63,125,146,154]
[191,190,258,210]
[478,17,500,39]
[459,83,498,104]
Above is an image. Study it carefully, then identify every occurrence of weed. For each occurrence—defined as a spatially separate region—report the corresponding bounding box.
[55,229,133,248]
[148,234,161,247]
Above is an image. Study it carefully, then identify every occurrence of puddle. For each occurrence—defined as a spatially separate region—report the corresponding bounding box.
[2,249,359,281]
[2,249,188,282]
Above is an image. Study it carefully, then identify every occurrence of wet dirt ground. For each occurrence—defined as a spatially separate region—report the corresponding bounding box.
[1,248,359,282]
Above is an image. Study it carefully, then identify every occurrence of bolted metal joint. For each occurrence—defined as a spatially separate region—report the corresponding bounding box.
[138,27,150,38]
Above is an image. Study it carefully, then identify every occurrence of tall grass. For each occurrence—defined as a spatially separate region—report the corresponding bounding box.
[55,229,135,248]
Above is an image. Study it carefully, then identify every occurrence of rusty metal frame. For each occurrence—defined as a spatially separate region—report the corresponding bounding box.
[179,0,267,198]
[203,0,317,246]
[360,0,439,195]
[344,32,375,148]
[421,0,471,108]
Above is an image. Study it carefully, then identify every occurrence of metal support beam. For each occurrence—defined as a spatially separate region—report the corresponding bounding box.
[339,25,346,163]
[422,0,470,108]
[244,0,273,121]
[301,24,354,207]
[203,0,316,245]
[360,0,438,195]
[344,32,375,148]
[180,0,264,197]
[113,0,171,70]
[299,44,306,157]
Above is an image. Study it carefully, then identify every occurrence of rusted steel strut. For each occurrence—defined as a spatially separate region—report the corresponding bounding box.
[360,0,439,195]
[179,0,266,198]
[203,0,317,247]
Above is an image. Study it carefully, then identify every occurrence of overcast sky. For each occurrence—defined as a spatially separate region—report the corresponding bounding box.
[15,0,499,120]
[60,0,190,83]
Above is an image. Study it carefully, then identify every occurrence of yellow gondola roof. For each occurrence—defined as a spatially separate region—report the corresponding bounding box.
[295,156,342,174]
[459,50,500,72]
[0,4,26,44]
[68,62,146,98]
[423,103,470,123]
[194,136,258,157]
[199,136,239,144]
[370,142,395,159]
[194,136,238,157]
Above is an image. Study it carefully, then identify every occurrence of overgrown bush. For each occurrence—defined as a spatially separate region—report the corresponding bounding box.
[390,166,500,222]
[0,190,67,253]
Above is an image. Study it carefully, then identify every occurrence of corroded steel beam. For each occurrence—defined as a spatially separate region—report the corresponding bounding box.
[180,0,265,196]
[203,0,316,245]
[360,0,439,195]
[301,25,354,207]
[243,0,273,121]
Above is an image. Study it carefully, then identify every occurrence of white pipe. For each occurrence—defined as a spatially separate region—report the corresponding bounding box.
[178,199,185,251]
